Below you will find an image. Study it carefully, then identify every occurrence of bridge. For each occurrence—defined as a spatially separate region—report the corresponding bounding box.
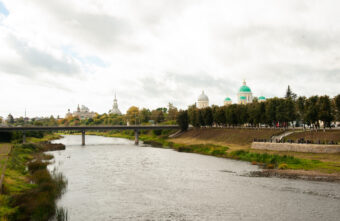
[0,125,180,145]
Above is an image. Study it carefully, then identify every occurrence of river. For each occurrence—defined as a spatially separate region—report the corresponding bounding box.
[49,135,340,220]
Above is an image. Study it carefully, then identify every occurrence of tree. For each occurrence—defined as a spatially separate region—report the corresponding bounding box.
[202,107,213,127]
[285,85,297,100]
[151,109,165,123]
[225,105,238,126]
[167,103,178,121]
[285,98,296,127]
[187,105,198,127]
[177,110,189,131]
[296,96,306,128]
[126,106,139,125]
[265,98,279,126]
[305,96,319,128]
[139,108,151,123]
[214,106,226,126]
[318,95,333,130]
[334,94,340,121]
[6,114,14,124]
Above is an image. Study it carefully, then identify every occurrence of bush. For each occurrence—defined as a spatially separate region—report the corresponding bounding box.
[28,161,48,173]
[152,129,162,136]
[266,164,275,169]
[278,163,288,169]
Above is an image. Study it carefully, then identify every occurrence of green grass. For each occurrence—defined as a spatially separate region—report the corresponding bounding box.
[173,144,229,157]
[26,134,62,143]
[228,150,340,172]
[1,137,68,221]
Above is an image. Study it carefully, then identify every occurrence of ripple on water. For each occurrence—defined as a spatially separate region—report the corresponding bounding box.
[49,135,340,221]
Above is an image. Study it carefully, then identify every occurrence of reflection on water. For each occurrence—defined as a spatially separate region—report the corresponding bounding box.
[50,135,340,221]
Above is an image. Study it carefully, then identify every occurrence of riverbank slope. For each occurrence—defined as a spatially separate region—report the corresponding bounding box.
[0,134,67,220]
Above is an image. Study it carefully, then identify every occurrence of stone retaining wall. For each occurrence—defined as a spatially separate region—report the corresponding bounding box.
[251,142,340,153]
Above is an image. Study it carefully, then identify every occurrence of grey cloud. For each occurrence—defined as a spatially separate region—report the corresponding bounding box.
[30,0,134,51]
[138,72,237,106]
[5,36,80,76]
[221,25,340,52]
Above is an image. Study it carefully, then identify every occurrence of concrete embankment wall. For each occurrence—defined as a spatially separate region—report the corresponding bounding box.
[251,142,340,153]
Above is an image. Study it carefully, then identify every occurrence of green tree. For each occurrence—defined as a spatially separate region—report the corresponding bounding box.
[225,105,238,126]
[285,98,296,128]
[334,94,340,121]
[305,96,319,128]
[296,96,307,127]
[177,110,189,131]
[285,85,297,100]
[202,107,213,127]
[265,98,279,127]
[187,105,199,127]
[139,108,151,123]
[318,95,333,130]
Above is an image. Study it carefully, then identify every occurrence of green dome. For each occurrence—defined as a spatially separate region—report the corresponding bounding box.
[258,96,266,100]
[239,85,251,93]
[240,96,246,100]
[224,97,231,101]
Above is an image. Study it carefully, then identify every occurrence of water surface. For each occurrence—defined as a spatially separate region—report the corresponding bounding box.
[50,135,340,220]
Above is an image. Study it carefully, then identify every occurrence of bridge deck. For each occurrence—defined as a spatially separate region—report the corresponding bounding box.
[0,125,179,132]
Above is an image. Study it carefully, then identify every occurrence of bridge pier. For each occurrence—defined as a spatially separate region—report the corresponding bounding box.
[81,130,85,146]
[134,129,139,145]
[22,131,26,144]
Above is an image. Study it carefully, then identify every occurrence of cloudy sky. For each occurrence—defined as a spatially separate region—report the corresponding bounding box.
[0,0,339,118]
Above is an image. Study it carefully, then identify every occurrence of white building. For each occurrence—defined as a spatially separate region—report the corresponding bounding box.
[224,97,232,106]
[238,80,253,104]
[197,91,209,108]
[109,93,122,115]
[66,105,96,120]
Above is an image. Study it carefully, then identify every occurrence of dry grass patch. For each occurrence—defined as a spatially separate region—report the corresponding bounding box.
[286,130,340,143]
[171,128,282,148]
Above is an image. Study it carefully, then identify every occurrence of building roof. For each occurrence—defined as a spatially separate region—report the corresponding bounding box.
[239,80,251,93]
[224,97,231,101]
[240,96,246,100]
[198,91,209,102]
[258,96,266,100]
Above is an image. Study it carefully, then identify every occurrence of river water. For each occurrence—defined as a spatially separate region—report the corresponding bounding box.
[50,135,340,220]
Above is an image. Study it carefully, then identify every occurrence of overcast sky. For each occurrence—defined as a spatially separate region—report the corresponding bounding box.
[0,0,339,118]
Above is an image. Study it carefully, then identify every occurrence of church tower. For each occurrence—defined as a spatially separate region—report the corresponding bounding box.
[238,80,253,104]
[109,93,122,115]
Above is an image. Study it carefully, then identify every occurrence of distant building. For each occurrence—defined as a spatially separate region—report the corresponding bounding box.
[66,105,96,120]
[224,97,232,106]
[258,96,266,103]
[108,93,122,115]
[197,91,209,108]
[238,80,253,104]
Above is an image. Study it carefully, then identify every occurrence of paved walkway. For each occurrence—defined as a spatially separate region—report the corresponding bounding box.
[271,131,294,142]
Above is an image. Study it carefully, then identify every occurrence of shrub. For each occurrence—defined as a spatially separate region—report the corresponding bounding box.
[266,164,275,169]
[278,163,288,169]
[28,161,48,173]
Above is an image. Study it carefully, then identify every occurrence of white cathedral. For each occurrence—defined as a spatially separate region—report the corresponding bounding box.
[108,93,122,115]
[197,80,266,108]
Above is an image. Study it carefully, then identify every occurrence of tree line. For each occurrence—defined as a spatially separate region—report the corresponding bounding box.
[177,88,340,131]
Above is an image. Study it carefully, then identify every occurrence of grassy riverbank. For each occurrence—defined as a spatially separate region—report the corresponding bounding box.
[83,129,340,176]
[0,134,67,220]
[285,130,340,143]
